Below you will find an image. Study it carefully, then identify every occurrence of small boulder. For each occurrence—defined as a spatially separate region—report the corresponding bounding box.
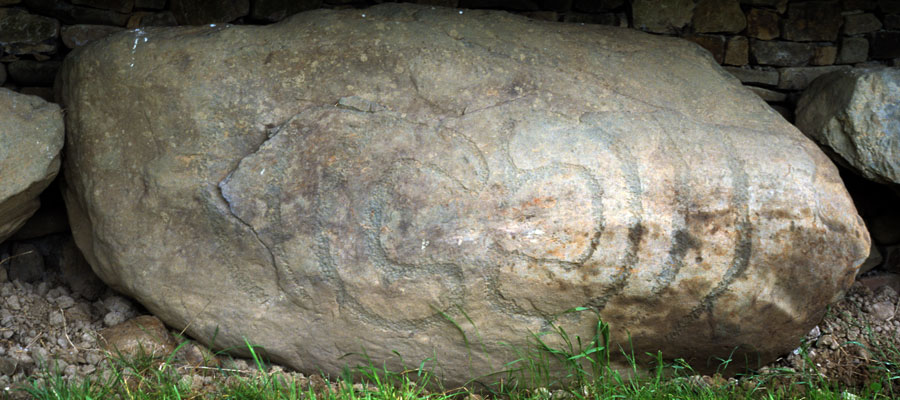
[59,4,870,385]
[796,68,900,185]
[100,315,176,359]
[0,89,64,244]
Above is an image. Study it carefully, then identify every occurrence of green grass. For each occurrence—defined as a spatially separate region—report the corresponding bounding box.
[8,306,900,400]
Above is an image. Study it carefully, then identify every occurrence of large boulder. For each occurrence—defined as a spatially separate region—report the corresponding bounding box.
[59,4,870,384]
[0,89,64,244]
[796,68,900,185]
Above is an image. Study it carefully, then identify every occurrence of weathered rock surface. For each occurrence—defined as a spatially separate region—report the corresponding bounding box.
[796,68,900,185]
[0,8,59,55]
[0,89,64,244]
[59,4,870,385]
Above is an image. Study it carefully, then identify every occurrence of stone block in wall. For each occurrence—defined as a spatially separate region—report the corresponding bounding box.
[837,36,869,63]
[812,45,838,65]
[725,36,749,65]
[685,34,725,63]
[170,0,250,25]
[0,8,59,56]
[573,0,623,12]
[251,0,323,22]
[746,85,787,101]
[746,8,780,40]
[61,24,125,48]
[723,66,780,85]
[870,31,900,59]
[751,39,814,66]
[23,0,130,26]
[134,0,165,9]
[127,11,177,27]
[886,14,900,29]
[777,65,851,90]
[632,0,694,33]
[7,60,60,86]
[692,0,746,33]
[843,12,883,35]
[71,0,134,14]
[782,2,842,41]
[881,0,900,13]
[842,0,877,10]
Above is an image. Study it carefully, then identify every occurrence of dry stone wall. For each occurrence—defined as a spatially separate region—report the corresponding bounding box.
[1,0,898,116]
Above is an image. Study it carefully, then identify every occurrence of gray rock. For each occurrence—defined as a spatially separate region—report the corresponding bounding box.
[55,295,75,309]
[871,301,895,321]
[751,40,815,66]
[7,60,61,86]
[843,13,883,35]
[0,356,16,376]
[837,37,869,65]
[0,8,59,56]
[0,89,64,244]
[59,4,870,384]
[632,0,694,33]
[61,24,125,49]
[777,65,851,90]
[103,311,127,327]
[692,0,746,33]
[723,66,779,85]
[5,295,20,311]
[796,69,900,184]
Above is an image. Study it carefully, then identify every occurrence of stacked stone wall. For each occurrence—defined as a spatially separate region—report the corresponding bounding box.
[1,0,899,121]
[2,0,898,120]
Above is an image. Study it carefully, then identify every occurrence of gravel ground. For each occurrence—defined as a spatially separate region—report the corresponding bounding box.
[2,243,899,397]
